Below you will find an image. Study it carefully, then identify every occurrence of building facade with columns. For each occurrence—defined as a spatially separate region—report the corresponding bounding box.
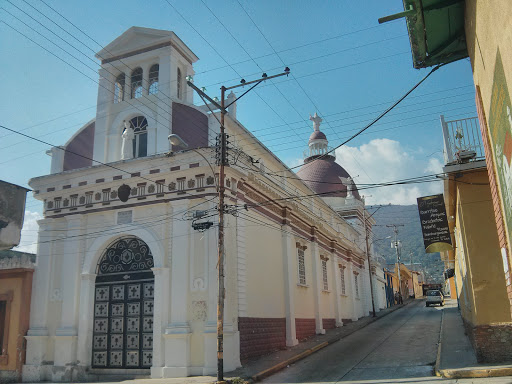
[23,27,374,381]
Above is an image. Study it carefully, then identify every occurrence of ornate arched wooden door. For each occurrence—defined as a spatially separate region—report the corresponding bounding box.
[92,237,155,369]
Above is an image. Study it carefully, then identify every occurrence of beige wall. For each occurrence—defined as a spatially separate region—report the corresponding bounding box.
[244,217,285,318]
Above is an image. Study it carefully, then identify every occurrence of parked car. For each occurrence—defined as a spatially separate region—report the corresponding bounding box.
[426,289,445,307]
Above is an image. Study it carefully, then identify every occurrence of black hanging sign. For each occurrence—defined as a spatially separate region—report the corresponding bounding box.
[417,194,453,253]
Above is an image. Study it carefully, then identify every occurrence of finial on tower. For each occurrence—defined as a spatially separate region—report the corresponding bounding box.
[309,112,322,132]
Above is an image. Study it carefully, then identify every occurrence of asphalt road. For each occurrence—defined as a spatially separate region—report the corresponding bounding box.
[261,299,512,383]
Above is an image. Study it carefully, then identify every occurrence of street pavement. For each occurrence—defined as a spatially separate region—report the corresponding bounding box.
[261,300,512,384]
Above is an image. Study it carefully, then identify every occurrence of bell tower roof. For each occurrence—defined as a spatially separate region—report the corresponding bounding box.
[96,26,199,64]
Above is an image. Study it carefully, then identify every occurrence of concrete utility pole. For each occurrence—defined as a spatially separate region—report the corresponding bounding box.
[363,204,387,317]
[187,69,289,383]
[387,224,404,303]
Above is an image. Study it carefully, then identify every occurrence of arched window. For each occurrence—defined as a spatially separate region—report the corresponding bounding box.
[149,64,159,95]
[131,68,143,99]
[130,116,148,158]
[114,73,124,103]
[177,67,182,99]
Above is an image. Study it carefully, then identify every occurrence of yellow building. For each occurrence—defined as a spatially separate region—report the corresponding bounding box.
[0,250,35,383]
[383,0,512,363]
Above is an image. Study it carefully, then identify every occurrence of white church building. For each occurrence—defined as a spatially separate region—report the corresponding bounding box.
[23,27,381,381]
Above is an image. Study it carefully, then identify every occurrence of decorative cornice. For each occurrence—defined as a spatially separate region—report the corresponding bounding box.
[0,254,35,270]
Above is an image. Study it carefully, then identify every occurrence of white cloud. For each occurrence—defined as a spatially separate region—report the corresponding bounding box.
[335,138,443,205]
[13,210,42,254]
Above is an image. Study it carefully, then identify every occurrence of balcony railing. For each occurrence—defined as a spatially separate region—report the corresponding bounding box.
[441,115,485,165]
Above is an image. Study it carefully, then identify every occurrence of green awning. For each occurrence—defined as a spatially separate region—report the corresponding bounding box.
[380,0,468,69]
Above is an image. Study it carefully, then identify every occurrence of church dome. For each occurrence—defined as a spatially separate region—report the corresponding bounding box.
[309,130,327,142]
[298,113,361,200]
[297,157,361,199]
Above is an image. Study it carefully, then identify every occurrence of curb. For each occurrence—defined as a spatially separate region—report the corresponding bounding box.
[250,300,413,382]
[434,305,512,379]
[438,366,512,379]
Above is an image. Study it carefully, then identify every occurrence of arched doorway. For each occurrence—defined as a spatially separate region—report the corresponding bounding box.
[92,237,155,369]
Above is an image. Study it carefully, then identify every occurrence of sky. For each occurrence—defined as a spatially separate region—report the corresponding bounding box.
[0,0,477,252]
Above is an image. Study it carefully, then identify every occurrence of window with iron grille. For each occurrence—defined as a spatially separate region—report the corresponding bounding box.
[354,274,359,298]
[339,265,346,295]
[114,73,125,103]
[149,64,159,95]
[54,198,61,209]
[297,248,306,285]
[102,189,110,202]
[322,259,328,291]
[131,67,143,99]
[177,178,185,191]
[70,195,77,207]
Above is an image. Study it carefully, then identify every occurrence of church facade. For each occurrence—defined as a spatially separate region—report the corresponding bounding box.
[23,27,375,381]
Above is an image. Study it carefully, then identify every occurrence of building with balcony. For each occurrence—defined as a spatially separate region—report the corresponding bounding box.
[440,115,512,363]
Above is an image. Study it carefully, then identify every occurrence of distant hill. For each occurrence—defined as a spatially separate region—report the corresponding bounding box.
[370,205,445,283]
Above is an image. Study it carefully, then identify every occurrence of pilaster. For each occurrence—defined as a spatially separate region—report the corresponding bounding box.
[348,263,358,321]
[331,257,343,327]
[150,267,170,378]
[310,241,325,334]
[282,224,298,346]
[77,273,96,367]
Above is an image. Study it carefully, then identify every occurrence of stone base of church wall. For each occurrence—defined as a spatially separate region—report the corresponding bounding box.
[22,365,88,383]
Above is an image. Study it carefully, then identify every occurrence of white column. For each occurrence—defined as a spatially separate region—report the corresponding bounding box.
[310,241,325,334]
[77,273,96,368]
[54,216,83,365]
[156,55,171,155]
[142,63,151,96]
[25,219,54,367]
[151,267,170,378]
[282,224,298,346]
[203,221,218,375]
[163,201,191,377]
[125,70,132,100]
[331,257,343,327]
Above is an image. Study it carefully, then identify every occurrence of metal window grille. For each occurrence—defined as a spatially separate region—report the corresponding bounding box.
[131,68,143,99]
[54,198,61,209]
[85,192,93,205]
[196,176,204,188]
[70,195,77,207]
[297,249,306,285]
[322,259,328,291]
[149,64,159,95]
[114,74,124,103]
[177,179,185,191]
[137,184,146,196]
[102,189,110,202]
[340,266,346,295]
[354,274,359,298]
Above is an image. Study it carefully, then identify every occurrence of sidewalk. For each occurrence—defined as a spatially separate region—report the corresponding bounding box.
[435,298,512,379]
[120,300,413,384]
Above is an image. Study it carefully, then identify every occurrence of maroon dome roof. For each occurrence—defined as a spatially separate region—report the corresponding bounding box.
[297,157,361,199]
[309,131,327,142]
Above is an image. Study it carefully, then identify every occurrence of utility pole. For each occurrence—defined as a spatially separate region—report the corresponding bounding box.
[363,204,386,317]
[187,68,289,383]
[387,224,404,304]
